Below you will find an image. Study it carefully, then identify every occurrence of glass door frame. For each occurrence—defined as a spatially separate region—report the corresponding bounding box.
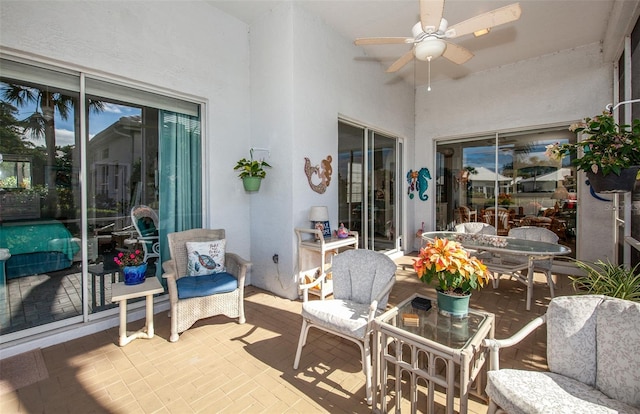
[338,118,404,253]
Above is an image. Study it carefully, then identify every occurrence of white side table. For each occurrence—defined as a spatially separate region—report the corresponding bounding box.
[111,277,164,346]
[295,228,358,299]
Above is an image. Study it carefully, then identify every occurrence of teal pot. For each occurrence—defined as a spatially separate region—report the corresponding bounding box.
[242,176,262,192]
[586,166,640,193]
[436,289,471,318]
[123,263,147,285]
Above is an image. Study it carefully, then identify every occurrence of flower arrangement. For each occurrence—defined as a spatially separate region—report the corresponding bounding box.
[497,193,513,205]
[545,111,640,176]
[413,238,491,295]
[113,249,145,268]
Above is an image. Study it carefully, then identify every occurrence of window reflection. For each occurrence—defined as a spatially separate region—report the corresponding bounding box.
[436,129,577,257]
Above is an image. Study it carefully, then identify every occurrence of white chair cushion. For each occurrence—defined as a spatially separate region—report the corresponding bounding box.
[486,369,640,414]
[547,295,603,386]
[596,297,640,408]
[301,299,373,340]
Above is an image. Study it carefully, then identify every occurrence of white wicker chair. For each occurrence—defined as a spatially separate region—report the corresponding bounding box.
[130,205,160,263]
[162,229,250,342]
[293,249,397,405]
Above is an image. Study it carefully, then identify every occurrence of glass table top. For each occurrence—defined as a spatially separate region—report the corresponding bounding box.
[422,231,571,256]
[379,295,488,350]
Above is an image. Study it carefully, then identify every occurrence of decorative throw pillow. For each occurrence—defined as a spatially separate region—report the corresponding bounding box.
[186,239,226,276]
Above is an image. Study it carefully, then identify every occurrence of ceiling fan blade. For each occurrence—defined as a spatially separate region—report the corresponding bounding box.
[420,0,445,33]
[442,42,474,64]
[447,3,522,38]
[387,49,415,73]
[354,37,413,46]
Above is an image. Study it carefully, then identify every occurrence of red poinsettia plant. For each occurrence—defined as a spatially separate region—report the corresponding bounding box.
[413,238,491,295]
[113,249,145,268]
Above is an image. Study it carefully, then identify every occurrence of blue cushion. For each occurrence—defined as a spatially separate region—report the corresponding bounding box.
[176,272,238,300]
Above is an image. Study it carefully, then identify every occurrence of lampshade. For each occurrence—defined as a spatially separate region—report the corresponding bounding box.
[308,206,329,222]
[551,186,569,200]
[414,38,447,61]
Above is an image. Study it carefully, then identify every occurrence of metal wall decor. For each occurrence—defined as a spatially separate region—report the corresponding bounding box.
[407,167,431,200]
[304,155,333,194]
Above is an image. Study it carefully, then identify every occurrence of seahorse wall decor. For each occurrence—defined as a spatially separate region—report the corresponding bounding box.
[304,155,333,194]
[406,167,431,201]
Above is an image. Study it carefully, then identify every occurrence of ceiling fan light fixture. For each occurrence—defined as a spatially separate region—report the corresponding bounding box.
[473,27,490,37]
[414,39,446,61]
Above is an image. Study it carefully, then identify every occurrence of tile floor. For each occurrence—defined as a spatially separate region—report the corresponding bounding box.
[0,256,576,413]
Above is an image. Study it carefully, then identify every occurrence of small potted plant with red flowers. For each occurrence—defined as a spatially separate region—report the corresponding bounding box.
[114,249,147,285]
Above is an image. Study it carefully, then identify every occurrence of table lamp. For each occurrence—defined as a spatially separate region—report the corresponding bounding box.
[309,206,330,239]
[551,185,569,209]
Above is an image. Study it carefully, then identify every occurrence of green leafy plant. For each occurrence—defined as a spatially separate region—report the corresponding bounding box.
[570,259,640,302]
[413,237,491,294]
[545,111,640,176]
[233,158,272,179]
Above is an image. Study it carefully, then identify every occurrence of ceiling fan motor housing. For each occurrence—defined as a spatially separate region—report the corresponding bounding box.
[414,38,447,60]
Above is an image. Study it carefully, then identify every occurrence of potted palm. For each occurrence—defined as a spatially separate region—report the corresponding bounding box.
[413,238,491,317]
[545,111,640,193]
[233,157,272,192]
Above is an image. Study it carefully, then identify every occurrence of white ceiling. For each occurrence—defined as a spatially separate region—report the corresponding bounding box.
[208,0,639,86]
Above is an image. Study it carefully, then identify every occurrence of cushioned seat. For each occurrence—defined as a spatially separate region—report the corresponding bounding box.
[163,229,250,342]
[301,299,372,339]
[484,295,640,414]
[487,369,640,414]
[293,249,397,405]
[176,272,238,299]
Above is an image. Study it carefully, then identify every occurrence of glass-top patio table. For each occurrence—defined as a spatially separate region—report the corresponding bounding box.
[373,293,494,414]
[421,231,571,310]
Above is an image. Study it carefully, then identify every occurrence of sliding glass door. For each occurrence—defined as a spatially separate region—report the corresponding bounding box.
[436,128,577,257]
[338,120,402,252]
[0,57,201,340]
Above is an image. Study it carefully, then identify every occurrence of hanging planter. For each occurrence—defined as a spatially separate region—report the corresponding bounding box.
[233,155,272,193]
[586,166,640,193]
[242,176,263,192]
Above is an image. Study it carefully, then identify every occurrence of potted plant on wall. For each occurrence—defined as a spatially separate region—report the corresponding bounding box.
[234,156,272,192]
[545,111,640,193]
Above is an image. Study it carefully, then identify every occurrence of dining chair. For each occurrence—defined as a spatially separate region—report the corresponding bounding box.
[293,249,396,405]
[490,226,559,309]
[454,222,497,235]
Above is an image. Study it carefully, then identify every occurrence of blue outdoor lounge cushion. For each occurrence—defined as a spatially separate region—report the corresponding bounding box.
[176,272,238,300]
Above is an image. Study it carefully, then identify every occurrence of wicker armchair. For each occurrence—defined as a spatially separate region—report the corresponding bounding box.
[162,229,250,342]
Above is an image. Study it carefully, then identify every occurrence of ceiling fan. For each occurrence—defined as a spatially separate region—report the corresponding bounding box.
[354,0,522,75]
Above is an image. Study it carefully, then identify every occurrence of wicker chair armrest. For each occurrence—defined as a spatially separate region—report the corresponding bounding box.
[483,314,546,370]
[162,260,176,275]
[225,252,250,285]
[161,260,179,304]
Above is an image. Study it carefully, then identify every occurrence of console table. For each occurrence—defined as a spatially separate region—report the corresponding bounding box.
[294,228,358,299]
